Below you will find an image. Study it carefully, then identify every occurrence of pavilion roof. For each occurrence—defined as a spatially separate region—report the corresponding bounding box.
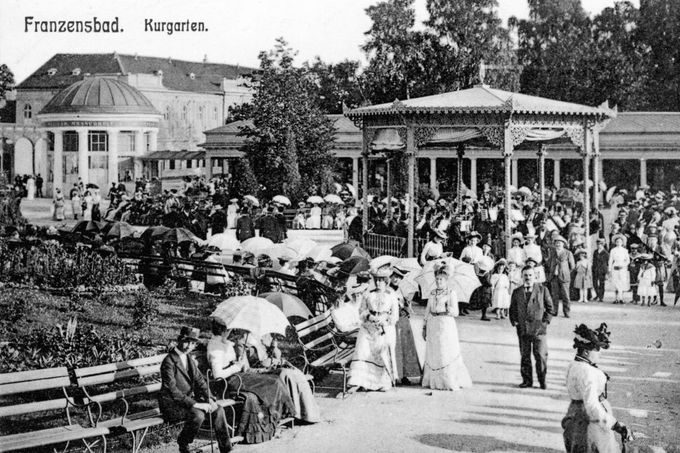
[346,85,615,118]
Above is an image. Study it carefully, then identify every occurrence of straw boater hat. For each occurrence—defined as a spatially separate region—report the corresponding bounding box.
[177,326,201,343]
[573,323,611,351]
[553,235,568,246]
[370,267,392,279]
[511,232,524,243]
[612,233,627,246]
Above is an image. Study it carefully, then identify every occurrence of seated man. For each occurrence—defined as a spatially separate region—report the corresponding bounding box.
[158,326,232,453]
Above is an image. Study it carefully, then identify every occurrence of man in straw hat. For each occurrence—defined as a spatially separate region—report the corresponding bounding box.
[159,326,232,453]
[545,235,574,317]
[562,323,633,452]
[509,265,553,389]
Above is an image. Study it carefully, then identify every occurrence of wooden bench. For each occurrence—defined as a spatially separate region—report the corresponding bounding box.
[0,367,110,452]
[295,312,355,399]
[74,354,242,452]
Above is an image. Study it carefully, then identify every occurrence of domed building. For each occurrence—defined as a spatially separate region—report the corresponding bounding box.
[36,76,161,192]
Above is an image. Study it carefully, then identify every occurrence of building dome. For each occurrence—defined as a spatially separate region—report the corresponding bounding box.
[40,76,159,115]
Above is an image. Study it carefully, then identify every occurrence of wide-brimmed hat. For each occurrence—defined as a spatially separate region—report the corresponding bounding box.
[511,232,524,243]
[229,198,239,203]
[433,261,449,276]
[596,238,606,244]
[495,258,507,267]
[553,235,568,246]
[525,257,538,266]
[612,233,627,246]
[370,267,392,279]
[467,231,482,241]
[178,326,201,343]
[433,229,447,240]
[298,201,306,208]
[476,256,494,273]
[347,282,369,295]
[573,323,611,350]
[574,248,587,258]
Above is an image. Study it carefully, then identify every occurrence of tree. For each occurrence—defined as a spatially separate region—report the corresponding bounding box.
[305,58,365,113]
[227,102,254,123]
[231,156,260,197]
[637,0,680,110]
[0,64,14,101]
[240,38,336,199]
[512,0,594,103]
[424,0,517,91]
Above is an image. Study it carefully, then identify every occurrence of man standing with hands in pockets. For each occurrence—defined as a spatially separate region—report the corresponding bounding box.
[509,266,554,389]
[159,326,232,453]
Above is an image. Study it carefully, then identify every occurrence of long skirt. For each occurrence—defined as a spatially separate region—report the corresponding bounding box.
[394,314,422,384]
[276,368,321,423]
[562,400,621,453]
[611,268,630,292]
[348,324,397,390]
[422,315,472,391]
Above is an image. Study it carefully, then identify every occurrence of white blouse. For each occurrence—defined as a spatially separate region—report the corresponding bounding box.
[207,336,241,379]
[524,243,543,264]
[608,246,630,270]
[460,245,483,264]
[565,360,616,429]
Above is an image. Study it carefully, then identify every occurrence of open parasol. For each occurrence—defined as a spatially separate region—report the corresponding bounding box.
[323,194,344,204]
[104,221,135,240]
[211,296,290,337]
[370,255,396,270]
[306,195,324,204]
[207,233,240,251]
[305,245,333,262]
[141,225,170,243]
[339,256,370,275]
[162,227,201,244]
[415,257,481,303]
[345,183,357,198]
[260,292,312,319]
[243,195,260,206]
[241,237,275,256]
[285,238,318,257]
[272,195,291,206]
[72,220,105,234]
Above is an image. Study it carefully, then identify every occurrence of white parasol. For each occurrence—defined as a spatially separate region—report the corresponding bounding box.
[211,296,290,337]
[415,257,481,303]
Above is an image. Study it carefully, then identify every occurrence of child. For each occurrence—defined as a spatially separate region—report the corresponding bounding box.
[490,259,510,319]
[573,249,592,303]
[637,256,657,307]
[507,260,522,296]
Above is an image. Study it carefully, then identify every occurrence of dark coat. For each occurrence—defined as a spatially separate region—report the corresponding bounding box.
[592,248,609,276]
[235,215,255,242]
[158,350,210,422]
[546,248,575,283]
[509,283,553,337]
[258,214,279,242]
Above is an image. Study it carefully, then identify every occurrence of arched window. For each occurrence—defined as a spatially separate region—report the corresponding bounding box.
[213,107,218,121]
[182,105,187,120]
[164,106,170,120]
[198,106,203,124]
[23,104,32,119]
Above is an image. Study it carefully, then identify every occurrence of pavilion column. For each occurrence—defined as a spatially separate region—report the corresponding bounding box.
[456,145,464,211]
[77,128,88,185]
[406,127,416,257]
[148,130,158,153]
[352,157,359,195]
[582,124,592,258]
[592,130,601,208]
[134,130,144,179]
[429,157,437,193]
[511,158,519,188]
[469,157,477,196]
[361,145,369,236]
[538,145,546,210]
[52,130,63,193]
[503,127,514,258]
[386,158,392,219]
[640,158,647,187]
[108,129,119,188]
[553,159,561,189]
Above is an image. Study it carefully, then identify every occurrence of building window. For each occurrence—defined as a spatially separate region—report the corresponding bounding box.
[198,106,204,125]
[63,131,78,151]
[213,107,218,121]
[47,132,55,151]
[88,131,108,152]
[164,106,170,120]
[186,160,193,169]
[145,132,151,152]
[88,155,108,170]
[169,160,176,170]
[119,131,135,153]
[182,105,187,120]
[23,104,32,119]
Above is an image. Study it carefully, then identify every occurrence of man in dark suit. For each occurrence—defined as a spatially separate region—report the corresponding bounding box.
[159,327,232,453]
[509,266,554,389]
[592,238,609,302]
[235,207,255,242]
[545,235,575,317]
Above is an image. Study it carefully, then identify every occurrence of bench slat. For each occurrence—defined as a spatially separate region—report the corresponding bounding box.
[0,397,69,418]
[303,332,335,350]
[296,313,332,336]
[76,364,161,386]
[89,382,162,405]
[0,425,110,452]
[0,376,71,396]
[74,354,166,378]
[0,367,69,385]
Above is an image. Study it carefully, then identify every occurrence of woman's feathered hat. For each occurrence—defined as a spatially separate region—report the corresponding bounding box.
[573,323,611,350]
[433,261,449,276]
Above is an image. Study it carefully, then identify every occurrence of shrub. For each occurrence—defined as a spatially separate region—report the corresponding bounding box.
[0,288,31,322]
[0,317,155,372]
[133,291,159,328]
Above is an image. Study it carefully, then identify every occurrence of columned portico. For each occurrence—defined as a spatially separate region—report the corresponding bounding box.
[352,157,359,193]
[107,128,119,188]
[640,158,647,187]
[429,157,437,192]
[469,158,477,195]
[511,158,518,188]
[53,130,63,192]
[77,129,88,185]
[553,159,561,188]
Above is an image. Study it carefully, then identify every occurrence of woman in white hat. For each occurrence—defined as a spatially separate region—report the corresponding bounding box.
[419,229,447,266]
[422,262,472,391]
[608,234,630,304]
[508,233,526,268]
[348,268,400,392]
[524,232,546,283]
[459,231,483,264]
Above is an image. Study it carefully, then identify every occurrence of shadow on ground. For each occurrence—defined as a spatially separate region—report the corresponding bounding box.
[414,433,563,452]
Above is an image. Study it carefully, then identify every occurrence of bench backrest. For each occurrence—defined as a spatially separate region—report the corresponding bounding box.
[295,312,335,349]
[74,354,166,387]
[0,367,72,418]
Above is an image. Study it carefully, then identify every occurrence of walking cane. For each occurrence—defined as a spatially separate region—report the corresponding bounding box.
[205,370,215,453]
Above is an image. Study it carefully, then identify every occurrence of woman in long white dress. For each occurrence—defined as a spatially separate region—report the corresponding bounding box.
[608,234,630,304]
[226,199,239,229]
[348,268,400,391]
[422,262,472,391]
[305,203,322,229]
[26,176,35,200]
[82,190,93,221]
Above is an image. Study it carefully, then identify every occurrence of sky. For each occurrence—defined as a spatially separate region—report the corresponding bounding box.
[0,0,638,84]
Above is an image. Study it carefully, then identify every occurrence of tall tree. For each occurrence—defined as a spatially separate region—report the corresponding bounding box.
[637,0,680,110]
[240,38,336,199]
[424,0,516,91]
[513,0,593,103]
[305,58,365,113]
[0,64,14,101]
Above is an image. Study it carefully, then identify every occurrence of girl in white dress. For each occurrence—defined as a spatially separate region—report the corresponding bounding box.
[422,263,472,391]
[507,233,526,268]
[226,199,239,229]
[82,190,93,221]
[637,257,657,307]
[490,259,510,319]
[305,203,322,229]
[608,234,630,304]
